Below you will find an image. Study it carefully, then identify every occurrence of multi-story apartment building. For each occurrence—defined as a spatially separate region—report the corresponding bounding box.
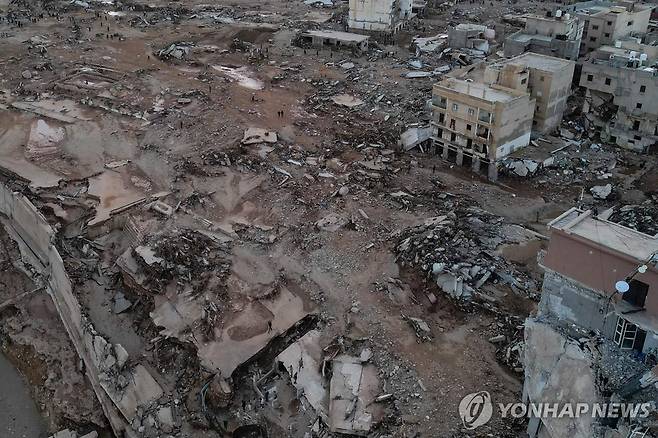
[580,38,658,151]
[504,11,584,60]
[558,1,654,54]
[486,52,575,134]
[430,77,535,180]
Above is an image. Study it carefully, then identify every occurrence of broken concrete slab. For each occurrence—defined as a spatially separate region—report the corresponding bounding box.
[276,329,329,420]
[331,94,364,108]
[329,355,382,436]
[315,213,349,232]
[242,128,278,145]
[590,183,613,200]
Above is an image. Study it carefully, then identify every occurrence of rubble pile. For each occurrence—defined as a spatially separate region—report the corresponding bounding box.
[136,229,232,294]
[609,196,658,236]
[393,206,537,302]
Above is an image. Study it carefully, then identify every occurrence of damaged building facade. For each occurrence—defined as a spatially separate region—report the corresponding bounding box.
[447,23,495,56]
[524,207,658,437]
[580,38,658,151]
[347,0,412,34]
[504,11,584,61]
[539,207,658,355]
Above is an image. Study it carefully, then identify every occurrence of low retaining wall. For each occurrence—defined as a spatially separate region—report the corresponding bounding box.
[0,183,128,436]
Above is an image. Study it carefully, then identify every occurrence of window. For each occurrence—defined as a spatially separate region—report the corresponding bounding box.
[587,74,593,81]
[540,76,545,82]
[468,108,475,116]
[452,103,458,111]
[466,124,472,131]
[607,21,612,26]
[592,25,599,30]
[633,120,641,130]
[438,113,445,123]
[605,78,611,85]
[614,317,646,352]
[449,119,456,129]
[604,32,610,38]
[590,36,597,42]
[521,78,527,84]
[636,103,642,109]
[628,20,633,26]
[640,85,646,93]
[450,133,456,142]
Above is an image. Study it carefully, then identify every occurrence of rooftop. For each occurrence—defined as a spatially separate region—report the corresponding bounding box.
[435,78,521,103]
[549,208,658,264]
[497,52,574,72]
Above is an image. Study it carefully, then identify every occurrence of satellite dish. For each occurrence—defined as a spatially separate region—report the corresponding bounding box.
[615,280,630,293]
[638,265,648,274]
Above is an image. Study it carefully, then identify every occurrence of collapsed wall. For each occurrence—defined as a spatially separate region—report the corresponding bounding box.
[0,182,129,436]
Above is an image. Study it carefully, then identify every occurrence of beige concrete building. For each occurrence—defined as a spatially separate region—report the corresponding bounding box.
[558,1,654,54]
[348,0,412,34]
[430,78,535,180]
[486,53,575,134]
[580,39,658,151]
[504,11,584,60]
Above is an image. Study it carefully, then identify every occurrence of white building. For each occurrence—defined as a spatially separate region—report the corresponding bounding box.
[348,0,412,34]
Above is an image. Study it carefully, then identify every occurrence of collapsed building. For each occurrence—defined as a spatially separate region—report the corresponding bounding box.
[347,0,412,34]
[447,23,496,56]
[432,52,574,179]
[557,0,654,55]
[580,38,658,152]
[504,10,584,61]
[523,206,658,437]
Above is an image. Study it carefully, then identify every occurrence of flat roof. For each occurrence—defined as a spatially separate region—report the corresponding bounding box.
[302,30,370,43]
[435,78,521,103]
[549,208,658,263]
[498,52,573,72]
[509,33,553,43]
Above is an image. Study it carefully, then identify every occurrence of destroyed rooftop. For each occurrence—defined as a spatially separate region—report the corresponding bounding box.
[549,207,658,264]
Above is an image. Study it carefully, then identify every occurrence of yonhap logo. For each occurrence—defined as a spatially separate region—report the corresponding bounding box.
[459,391,493,430]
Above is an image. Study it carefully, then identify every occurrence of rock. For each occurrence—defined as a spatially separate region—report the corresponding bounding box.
[21,70,32,79]
[338,186,349,196]
[359,348,373,362]
[590,184,613,200]
[315,213,349,232]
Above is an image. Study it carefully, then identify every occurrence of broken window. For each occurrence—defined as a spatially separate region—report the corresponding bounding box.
[449,119,456,129]
[466,124,472,131]
[587,74,593,82]
[476,126,489,139]
[478,109,492,123]
[468,108,475,116]
[434,96,447,108]
[636,103,642,109]
[640,85,646,93]
[614,317,646,352]
[633,120,641,130]
[521,78,527,84]
[452,103,459,111]
[623,280,649,308]
[590,36,597,42]
[450,132,456,142]
[604,32,610,38]
[592,25,599,30]
[605,78,611,85]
